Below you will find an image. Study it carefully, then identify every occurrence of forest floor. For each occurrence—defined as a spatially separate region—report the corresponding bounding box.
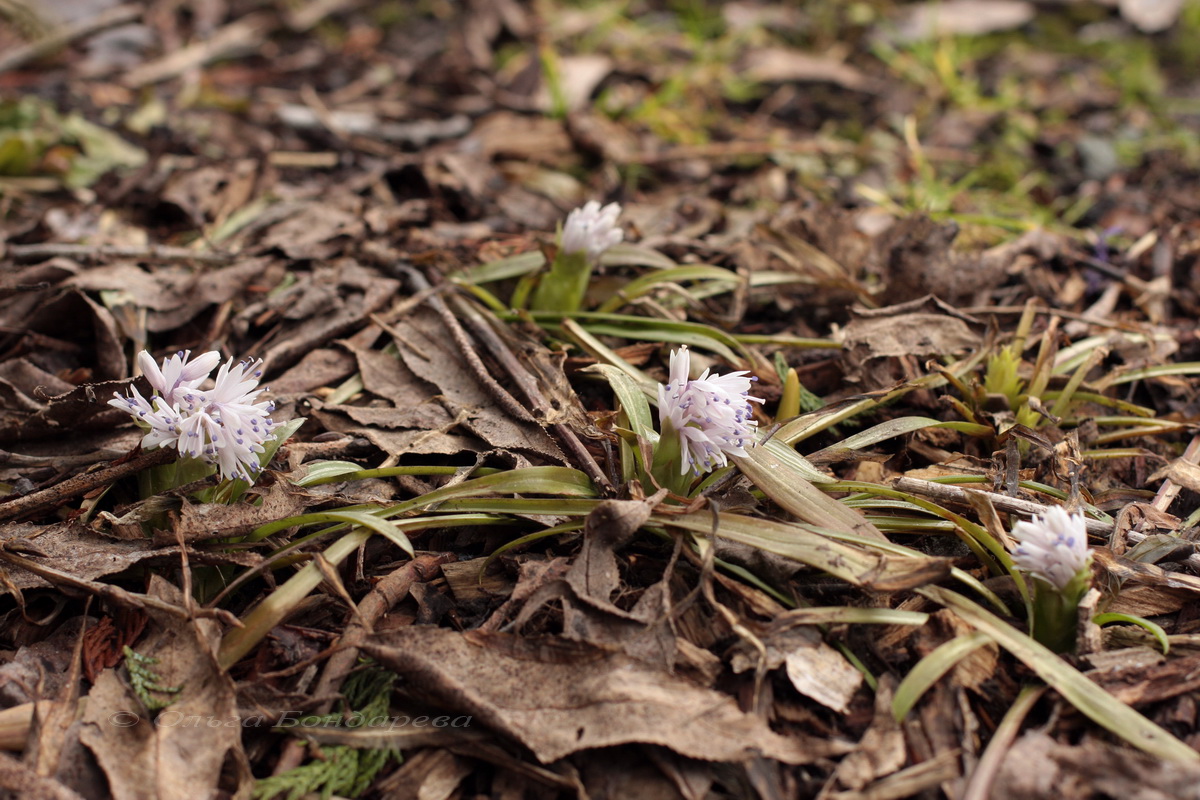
[4,1,1200,798]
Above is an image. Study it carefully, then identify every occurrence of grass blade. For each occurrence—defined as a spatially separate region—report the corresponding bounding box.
[922,585,1200,763]
[219,513,501,668]
[893,632,993,720]
[736,440,889,542]
[657,511,949,592]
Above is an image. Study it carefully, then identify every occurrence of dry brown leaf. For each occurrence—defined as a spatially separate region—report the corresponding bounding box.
[469,112,575,164]
[0,616,89,707]
[68,259,272,333]
[1148,459,1200,495]
[1088,651,1200,706]
[260,200,364,260]
[371,748,472,800]
[890,1,1035,43]
[76,577,251,799]
[269,347,359,395]
[840,310,980,390]
[508,495,676,668]
[362,626,850,765]
[0,376,133,444]
[994,731,1200,800]
[385,307,562,461]
[2,520,261,592]
[741,48,871,91]
[151,481,325,544]
[834,676,907,791]
[255,261,400,374]
[731,626,863,713]
[784,633,864,715]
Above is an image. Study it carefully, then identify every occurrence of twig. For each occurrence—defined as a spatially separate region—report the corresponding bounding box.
[274,104,471,147]
[0,548,238,625]
[956,304,1145,331]
[0,750,84,800]
[446,294,613,492]
[1151,433,1200,513]
[0,283,50,299]
[0,447,174,522]
[270,553,454,775]
[285,0,364,31]
[0,4,141,74]
[122,12,274,87]
[892,476,1112,534]
[390,264,537,424]
[5,242,234,264]
[0,448,129,469]
[892,476,1200,570]
[627,138,976,166]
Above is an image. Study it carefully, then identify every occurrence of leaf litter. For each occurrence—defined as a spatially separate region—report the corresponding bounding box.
[3,1,1200,798]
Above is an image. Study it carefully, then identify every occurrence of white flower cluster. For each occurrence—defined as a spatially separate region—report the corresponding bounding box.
[110,350,277,483]
[561,201,623,262]
[1011,506,1093,591]
[657,346,763,475]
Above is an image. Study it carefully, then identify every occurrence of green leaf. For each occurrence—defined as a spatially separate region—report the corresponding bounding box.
[649,416,693,496]
[656,511,948,592]
[893,632,993,721]
[217,417,306,503]
[776,607,929,627]
[531,249,592,314]
[1102,362,1200,388]
[600,242,677,269]
[456,250,546,284]
[531,312,746,363]
[220,513,505,668]
[922,585,1199,763]
[806,416,993,463]
[1093,612,1170,654]
[481,521,585,573]
[581,363,656,439]
[560,319,656,389]
[379,466,597,520]
[433,497,601,516]
[735,439,890,543]
[595,265,741,313]
[59,113,147,188]
[293,460,374,487]
[318,511,416,556]
[294,463,462,488]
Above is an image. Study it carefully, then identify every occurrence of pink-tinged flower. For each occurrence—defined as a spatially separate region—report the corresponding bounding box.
[110,351,277,483]
[657,346,763,475]
[1011,506,1092,591]
[561,201,623,262]
[109,386,186,451]
[137,349,221,407]
[180,358,277,482]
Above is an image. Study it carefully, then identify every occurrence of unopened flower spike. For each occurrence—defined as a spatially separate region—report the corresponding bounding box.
[110,350,277,484]
[530,200,623,314]
[656,346,763,482]
[561,200,623,262]
[1011,506,1093,591]
[1010,506,1094,653]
